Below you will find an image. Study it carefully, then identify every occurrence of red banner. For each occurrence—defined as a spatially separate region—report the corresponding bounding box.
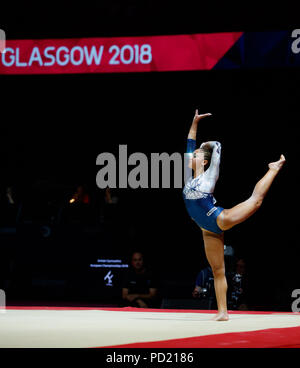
[0,32,243,75]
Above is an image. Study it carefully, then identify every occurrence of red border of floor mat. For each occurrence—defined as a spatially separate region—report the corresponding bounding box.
[100,326,300,348]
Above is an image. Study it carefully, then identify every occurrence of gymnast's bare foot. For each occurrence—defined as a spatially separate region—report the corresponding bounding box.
[212,312,229,321]
[268,154,286,171]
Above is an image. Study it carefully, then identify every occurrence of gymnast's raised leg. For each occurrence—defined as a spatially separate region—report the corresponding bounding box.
[217,155,286,231]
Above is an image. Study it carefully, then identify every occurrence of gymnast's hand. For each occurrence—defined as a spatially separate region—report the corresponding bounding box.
[188,110,212,140]
[193,109,212,124]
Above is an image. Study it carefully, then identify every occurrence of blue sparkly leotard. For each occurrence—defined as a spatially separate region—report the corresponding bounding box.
[183,139,224,234]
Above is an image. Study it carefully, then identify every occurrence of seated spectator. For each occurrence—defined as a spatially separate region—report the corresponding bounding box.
[192,244,234,300]
[192,266,214,298]
[228,258,249,310]
[121,251,159,308]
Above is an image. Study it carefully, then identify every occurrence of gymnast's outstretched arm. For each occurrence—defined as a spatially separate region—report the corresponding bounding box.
[188,109,212,141]
[187,109,212,155]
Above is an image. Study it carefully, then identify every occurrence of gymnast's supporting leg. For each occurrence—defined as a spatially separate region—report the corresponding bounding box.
[217,155,286,231]
[202,230,229,321]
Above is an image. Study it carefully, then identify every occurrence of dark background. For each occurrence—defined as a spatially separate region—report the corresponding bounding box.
[0,2,299,310]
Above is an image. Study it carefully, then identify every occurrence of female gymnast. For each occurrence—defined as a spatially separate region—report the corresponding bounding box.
[183,109,286,321]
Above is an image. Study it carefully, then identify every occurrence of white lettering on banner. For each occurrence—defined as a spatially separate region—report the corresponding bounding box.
[70,46,84,66]
[2,47,14,66]
[44,47,56,66]
[56,46,69,66]
[16,48,27,67]
[84,46,104,65]
[1,44,152,68]
[108,44,152,65]
[28,47,43,66]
